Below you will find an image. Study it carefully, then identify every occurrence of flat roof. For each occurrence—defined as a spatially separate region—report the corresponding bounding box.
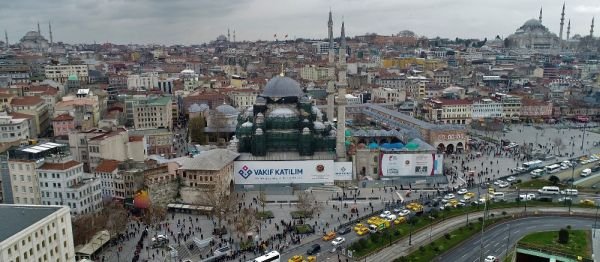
[0,205,62,242]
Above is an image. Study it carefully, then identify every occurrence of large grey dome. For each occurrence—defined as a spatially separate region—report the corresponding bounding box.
[261,76,304,98]
[215,104,239,115]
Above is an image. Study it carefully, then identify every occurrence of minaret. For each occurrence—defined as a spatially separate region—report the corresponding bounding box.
[48,21,53,45]
[227,28,230,42]
[37,21,41,34]
[539,7,543,23]
[233,29,236,43]
[4,30,8,48]
[335,21,348,160]
[591,17,595,38]
[327,10,335,64]
[567,19,571,40]
[559,3,565,40]
[326,10,336,123]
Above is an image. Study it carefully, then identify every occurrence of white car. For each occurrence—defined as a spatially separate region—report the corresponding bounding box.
[560,164,569,170]
[379,211,391,218]
[398,209,411,217]
[457,189,468,195]
[484,255,498,262]
[513,167,526,172]
[386,214,397,221]
[506,176,516,182]
[444,194,456,199]
[331,237,345,246]
[493,180,500,186]
[498,182,510,188]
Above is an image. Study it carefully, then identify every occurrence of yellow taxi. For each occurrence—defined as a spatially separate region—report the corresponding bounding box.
[367,216,381,225]
[353,223,366,232]
[307,256,316,262]
[464,192,476,200]
[488,187,495,194]
[288,255,304,262]
[448,199,459,207]
[356,227,369,236]
[322,231,336,241]
[394,217,407,225]
[580,199,596,206]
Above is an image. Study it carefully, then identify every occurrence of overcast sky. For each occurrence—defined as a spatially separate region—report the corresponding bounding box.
[1,0,600,45]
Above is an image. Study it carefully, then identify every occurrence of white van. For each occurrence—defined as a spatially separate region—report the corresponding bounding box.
[538,186,560,195]
[491,192,505,200]
[581,168,592,177]
[561,189,578,196]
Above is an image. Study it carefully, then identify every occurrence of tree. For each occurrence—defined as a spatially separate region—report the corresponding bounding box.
[189,115,206,144]
[558,228,569,244]
[203,191,238,232]
[553,137,565,155]
[141,206,167,227]
[103,202,128,238]
[72,214,98,246]
[549,175,560,186]
[234,207,259,242]
[296,191,323,218]
[257,190,268,216]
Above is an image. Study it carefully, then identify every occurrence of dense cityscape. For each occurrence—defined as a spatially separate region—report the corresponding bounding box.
[1,2,600,262]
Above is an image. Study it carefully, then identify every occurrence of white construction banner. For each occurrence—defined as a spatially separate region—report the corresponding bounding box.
[380,153,443,177]
[234,160,335,184]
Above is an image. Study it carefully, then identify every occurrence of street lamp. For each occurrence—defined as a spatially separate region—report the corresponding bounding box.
[479,200,488,262]
[429,216,434,244]
[569,165,575,214]
[409,220,413,246]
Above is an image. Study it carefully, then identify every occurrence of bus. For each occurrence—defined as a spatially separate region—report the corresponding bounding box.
[253,251,280,262]
[545,164,561,174]
[575,115,589,123]
[538,186,560,195]
[522,160,543,170]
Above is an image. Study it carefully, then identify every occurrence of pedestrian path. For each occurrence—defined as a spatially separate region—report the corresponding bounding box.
[592,228,600,262]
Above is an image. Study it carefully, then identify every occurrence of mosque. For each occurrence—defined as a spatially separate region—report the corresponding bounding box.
[19,22,52,52]
[505,4,596,51]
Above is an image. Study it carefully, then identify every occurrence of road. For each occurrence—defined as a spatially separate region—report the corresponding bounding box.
[279,207,600,262]
[439,216,596,262]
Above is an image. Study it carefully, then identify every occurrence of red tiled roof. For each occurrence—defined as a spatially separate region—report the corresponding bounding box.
[8,112,33,119]
[95,159,120,173]
[53,114,74,121]
[10,96,43,106]
[38,160,81,171]
[129,135,144,142]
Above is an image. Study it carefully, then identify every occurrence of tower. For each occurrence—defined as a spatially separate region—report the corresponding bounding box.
[335,21,348,160]
[567,19,571,40]
[4,30,7,48]
[559,3,565,40]
[326,10,336,122]
[327,9,335,64]
[37,21,40,34]
[591,17,595,38]
[233,29,236,43]
[539,7,543,23]
[227,28,230,42]
[48,21,53,45]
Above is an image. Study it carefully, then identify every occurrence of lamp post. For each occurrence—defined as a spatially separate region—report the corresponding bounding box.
[479,200,487,262]
[594,203,599,237]
[429,216,434,244]
[569,165,575,214]
[409,220,413,246]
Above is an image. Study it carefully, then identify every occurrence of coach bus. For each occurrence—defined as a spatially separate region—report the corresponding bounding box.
[575,115,589,123]
[522,160,543,170]
[253,251,280,262]
[545,164,562,174]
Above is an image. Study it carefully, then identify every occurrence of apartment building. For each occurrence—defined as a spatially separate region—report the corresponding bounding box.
[0,205,75,262]
[10,96,50,137]
[133,96,173,130]
[0,113,31,143]
[472,98,503,119]
[127,72,158,90]
[44,64,89,84]
[426,98,472,124]
[37,157,102,216]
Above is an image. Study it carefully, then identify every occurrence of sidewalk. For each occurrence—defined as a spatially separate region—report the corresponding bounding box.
[362,207,599,262]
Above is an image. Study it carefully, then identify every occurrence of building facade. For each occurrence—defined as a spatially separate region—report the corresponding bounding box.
[133,96,173,130]
[44,64,89,84]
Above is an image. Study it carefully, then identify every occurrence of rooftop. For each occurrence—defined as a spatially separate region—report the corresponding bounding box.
[38,160,81,171]
[0,205,63,243]
[174,149,240,171]
[10,96,43,107]
[94,159,120,173]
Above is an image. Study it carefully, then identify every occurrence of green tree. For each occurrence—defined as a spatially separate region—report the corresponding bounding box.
[558,228,569,244]
[549,175,560,186]
[189,115,206,144]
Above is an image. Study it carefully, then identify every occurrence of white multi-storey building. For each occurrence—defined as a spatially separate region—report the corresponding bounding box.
[472,98,503,119]
[37,157,102,216]
[0,113,31,143]
[44,64,89,83]
[127,72,159,90]
[0,205,75,262]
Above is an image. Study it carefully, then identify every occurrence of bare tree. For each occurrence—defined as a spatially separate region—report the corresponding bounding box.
[234,207,259,242]
[103,202,128,238]
[203,191,238,233]
[296,191,323,218]
[257,190,267,216]
[553,137,565,155]
[141,206,167,227]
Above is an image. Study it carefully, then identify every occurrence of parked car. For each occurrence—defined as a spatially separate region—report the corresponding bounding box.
[506,176,516,182]
[457,189,468,195]
[337,227,351,235]
[331,237,345,246]
[307,244,321,255]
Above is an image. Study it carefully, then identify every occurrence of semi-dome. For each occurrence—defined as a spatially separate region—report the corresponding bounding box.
[215,104,239,115]
[261,76,304,98]
[188,103,209,113]
[523,19,543,28]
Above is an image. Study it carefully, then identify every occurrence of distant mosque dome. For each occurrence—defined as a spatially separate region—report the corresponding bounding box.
[505,18,559,49]
[260,76,304,99]
[216,35,227,42]
[398,30,417,37]
[189,103,209,113]
[215,104,239,115]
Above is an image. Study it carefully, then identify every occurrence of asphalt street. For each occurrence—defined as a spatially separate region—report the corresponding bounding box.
[438,216,596,262]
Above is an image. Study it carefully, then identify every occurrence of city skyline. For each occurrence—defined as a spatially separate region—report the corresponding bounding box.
[2,0,600,45]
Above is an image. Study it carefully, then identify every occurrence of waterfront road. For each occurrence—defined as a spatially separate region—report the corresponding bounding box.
[438,216,596,262]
